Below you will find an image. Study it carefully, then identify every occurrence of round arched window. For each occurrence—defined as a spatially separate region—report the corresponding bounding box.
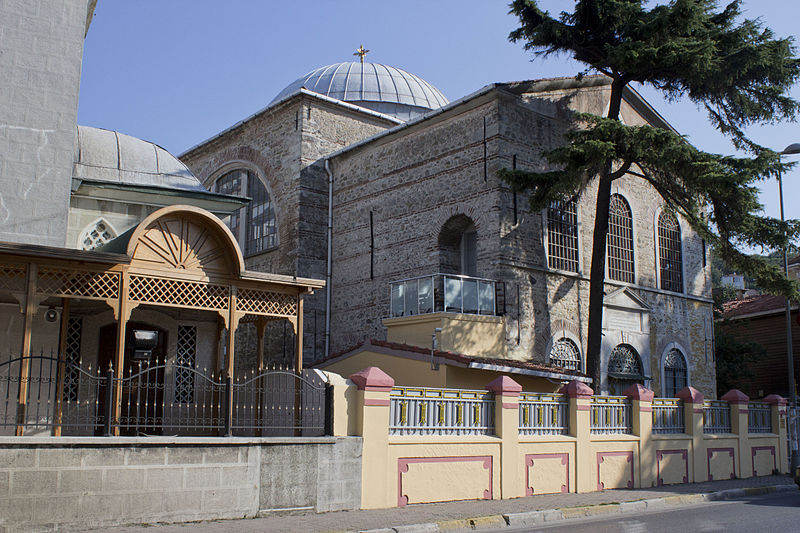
[549,337,581,370]
[607,344,644,395]
[663,348,688,397]
[214,169,277,256]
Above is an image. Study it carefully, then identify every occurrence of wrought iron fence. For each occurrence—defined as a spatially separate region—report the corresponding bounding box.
[389,386,494,436]
[389,273,504,317]
[703,400,731,434]
[590,396,632,435]
[0,354,329,437]
[748,402,772,434]
[518,392,568,436]
[652,398,684,434]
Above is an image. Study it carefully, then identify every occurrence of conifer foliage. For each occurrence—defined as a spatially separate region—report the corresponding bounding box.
[501,0,800,388]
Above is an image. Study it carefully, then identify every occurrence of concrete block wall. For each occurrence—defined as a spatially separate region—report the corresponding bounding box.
[0,436,362,532]
[0,0,90,247]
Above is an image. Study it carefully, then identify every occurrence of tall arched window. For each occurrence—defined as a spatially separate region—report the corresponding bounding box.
[438,215,477,276]
[663,348,688,397]
[658,211,683,292]
[607,195,634,283]
[549,337,581,370]
[547,200,579,272]
[214,168,277,256]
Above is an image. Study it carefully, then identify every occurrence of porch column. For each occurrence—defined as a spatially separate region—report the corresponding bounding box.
[223,287,241,436]
[255,318,268,372]
[15,263,38,436]
[112,272,131,437]
[53,297,70,437]
[295,296,304,372]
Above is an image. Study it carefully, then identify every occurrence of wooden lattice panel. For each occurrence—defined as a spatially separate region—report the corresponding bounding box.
[129,275,229,310]
[236,288,297,317]
[0,264,26,292]
[37,268,120,300]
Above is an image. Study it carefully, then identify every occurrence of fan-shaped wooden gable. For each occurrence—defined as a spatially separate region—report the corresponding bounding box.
[126,206,244,279]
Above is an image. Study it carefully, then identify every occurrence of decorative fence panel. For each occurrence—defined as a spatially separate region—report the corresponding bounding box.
[389,386,494,436]
[0,355,329,437]
[703,400,731,434]
[748,402,772,434]
[590,396,632,435]
[652,398,685,434]
[518,392,568,436]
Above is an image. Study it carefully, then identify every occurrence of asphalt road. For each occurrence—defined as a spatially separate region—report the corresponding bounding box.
[484,491,800,532]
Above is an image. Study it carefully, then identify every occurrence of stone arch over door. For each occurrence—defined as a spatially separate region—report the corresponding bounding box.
[438,214,478,276]
[607,343,645,395]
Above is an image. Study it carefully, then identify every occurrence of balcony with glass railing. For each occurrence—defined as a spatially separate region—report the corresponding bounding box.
[389,273,503,318]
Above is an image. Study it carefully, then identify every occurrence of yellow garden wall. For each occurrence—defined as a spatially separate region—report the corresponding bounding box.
[331,367,789,510]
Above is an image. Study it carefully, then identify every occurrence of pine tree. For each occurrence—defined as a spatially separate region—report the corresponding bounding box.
[501,0,800,390]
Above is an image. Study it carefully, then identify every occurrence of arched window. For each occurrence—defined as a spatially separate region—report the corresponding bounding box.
[549,337,581,370]
[79,219,116,250]
[608,343,644,395]
[607,195,634,283]
[658,211,683,292]
[214,168,277,256]
[438,215,477,276]
[547,200,579,272]
[663,348,688,398]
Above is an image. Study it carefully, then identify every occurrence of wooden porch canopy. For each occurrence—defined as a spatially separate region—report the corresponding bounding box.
[0,205,324,435]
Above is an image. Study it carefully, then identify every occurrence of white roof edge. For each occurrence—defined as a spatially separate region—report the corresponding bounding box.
[179,88,403,158]
[468,362,593,383]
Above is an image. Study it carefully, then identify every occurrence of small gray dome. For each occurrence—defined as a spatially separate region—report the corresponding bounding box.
[272,62,448,121]
[74,126,206,192]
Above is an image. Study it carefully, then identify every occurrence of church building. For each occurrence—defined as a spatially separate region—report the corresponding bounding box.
[180,52,716,397]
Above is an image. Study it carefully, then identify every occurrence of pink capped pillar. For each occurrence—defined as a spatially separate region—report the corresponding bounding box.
[677,386,706,482]
[486,376,522,499]
[722,389,751,478]
[764,394,789,473]
[561,380,594,493]
[624,384,655,487]
[350,367,395,509]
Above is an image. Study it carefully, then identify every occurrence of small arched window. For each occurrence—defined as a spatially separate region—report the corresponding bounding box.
[79,219,116,250]
[438,215,477,276]
[658,211,683,292]
[607,195,634,283]
[663,348,688,398]
[549,337,581,370]
[547,200,579,272]
[215,168,277,256]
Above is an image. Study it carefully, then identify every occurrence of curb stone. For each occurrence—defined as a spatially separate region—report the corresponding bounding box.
[372,483,798,533]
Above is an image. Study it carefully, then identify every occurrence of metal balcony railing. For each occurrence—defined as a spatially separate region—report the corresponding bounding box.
[389,273,504,318]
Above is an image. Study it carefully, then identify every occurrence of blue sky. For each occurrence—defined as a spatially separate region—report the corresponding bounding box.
[78,1,800,229]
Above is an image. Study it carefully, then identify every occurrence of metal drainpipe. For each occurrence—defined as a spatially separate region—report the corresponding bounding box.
[324,159,333,359]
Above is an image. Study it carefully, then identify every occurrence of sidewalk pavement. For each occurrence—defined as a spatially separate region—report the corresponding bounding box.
[94,475,797,533]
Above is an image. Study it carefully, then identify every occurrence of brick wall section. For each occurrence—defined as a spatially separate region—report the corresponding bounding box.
[0,0,89,246]
[181,95,394,362]
[0,437,362,531]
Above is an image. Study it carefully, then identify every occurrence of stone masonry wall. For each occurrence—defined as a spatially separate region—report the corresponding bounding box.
[328,86,715,397]
[0,0,89,246]
[181,95,394,363]
[0,437,362,532]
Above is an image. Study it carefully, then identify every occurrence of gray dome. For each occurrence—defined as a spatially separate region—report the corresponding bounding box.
[74,126,206,192]
[272,62,449,121]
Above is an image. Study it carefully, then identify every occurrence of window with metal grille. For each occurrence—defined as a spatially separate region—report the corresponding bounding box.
[608,344,643,376]
[549,337,581,370]
[547,200,579,272]
[663,348,687,398]
[63,317,82,402]
[607,194,634,283]
[658,211,683,292]
[215,169,277,256]
[174,325,197,404]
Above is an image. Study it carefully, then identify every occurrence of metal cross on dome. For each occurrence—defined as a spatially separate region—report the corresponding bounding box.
[354,44,369,64]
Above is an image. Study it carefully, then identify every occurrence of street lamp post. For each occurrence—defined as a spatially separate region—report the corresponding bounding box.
[778,142,800,471]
